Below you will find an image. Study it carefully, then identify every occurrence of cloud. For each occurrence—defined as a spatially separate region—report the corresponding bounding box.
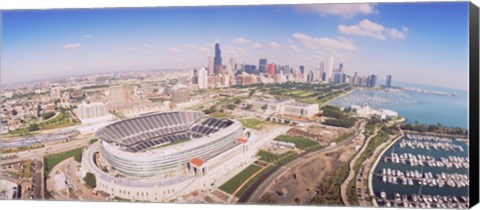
[268,42,281,49]
[182,44,210,55]
[338,19,407,40]
[83,34,93,39]
[251,42,263,49]
[143,44,154,49]
[232,37,251,45]
[63,43,81,49]
[291,33,356,50]
[168,47,180,52]
[183,44,199,49]
[290,45,300,53]
[294,3,377,19]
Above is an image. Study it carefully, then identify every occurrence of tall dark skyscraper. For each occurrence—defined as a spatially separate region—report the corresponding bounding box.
[214,43,222,74]
[368,74,377,87]
[258,58,267,73]
[386,75,392,87]
[299,65,305,75]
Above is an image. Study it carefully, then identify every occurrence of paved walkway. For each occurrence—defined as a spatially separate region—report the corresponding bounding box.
[340,126,378,206]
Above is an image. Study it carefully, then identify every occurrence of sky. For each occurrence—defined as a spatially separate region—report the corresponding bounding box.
[1,2,470,90]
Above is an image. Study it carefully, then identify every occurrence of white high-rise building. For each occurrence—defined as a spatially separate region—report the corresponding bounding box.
[74,102,108,120]
[325,56,335,82]
[208,56,214,76]
[198,68,208,89]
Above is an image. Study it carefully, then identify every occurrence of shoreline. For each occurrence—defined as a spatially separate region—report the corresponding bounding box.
[367,131,404,207]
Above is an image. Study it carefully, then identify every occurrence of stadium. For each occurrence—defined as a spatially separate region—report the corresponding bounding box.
[80,110,261,201]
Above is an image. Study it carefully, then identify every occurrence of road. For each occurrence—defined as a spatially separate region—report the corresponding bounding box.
[2,130,80,149]
[241,119,366,204]
[1,134,93,165]
[340,125,376,206]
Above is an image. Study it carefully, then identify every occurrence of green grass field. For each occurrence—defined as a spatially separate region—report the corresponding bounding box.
[257,150,298,164]
[235,165,274,197]
[274,135,319,150]
[238,118,266,130]
[44,147,84,177]
[219,164,262,194]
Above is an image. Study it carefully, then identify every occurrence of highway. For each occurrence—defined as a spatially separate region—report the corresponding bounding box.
[1,130,80,149]
[1,134,93,165]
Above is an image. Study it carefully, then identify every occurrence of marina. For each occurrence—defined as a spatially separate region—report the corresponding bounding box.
[371,133,469,208]
[377,192,469,209]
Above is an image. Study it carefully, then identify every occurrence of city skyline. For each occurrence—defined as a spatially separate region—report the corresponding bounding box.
[2,2,470,90]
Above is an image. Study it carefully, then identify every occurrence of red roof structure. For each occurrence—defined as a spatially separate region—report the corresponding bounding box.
[190,158,205,167]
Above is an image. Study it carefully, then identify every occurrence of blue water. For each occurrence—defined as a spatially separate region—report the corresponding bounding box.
[330,82,468,128]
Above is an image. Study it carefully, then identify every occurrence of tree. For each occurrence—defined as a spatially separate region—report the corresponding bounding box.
[226,104,236,110]
[74,152,82,163]
[83,172,97,188]
[27,123,39,132]
[42,111,55,120]
[245,104,253,110]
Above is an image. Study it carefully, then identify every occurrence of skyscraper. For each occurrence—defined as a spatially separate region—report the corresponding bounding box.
[229,58,235,70]
[299,65,305,75]
[197,68,208,89]
[267,63,276,77]
[213,43,222,74]
[368,74,377,87]
[208,56,214,76]
[386,75,392,87]
[325,56,335,82]
[259,59,267,73]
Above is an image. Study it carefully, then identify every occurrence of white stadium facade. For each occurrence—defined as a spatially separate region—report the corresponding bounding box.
[80,110,261,201]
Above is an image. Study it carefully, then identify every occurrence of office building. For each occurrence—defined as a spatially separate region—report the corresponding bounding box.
[208,56,214,76]
[368,74,377,87]
[214,43,222,74]
[386,75,392,87]
[197,68,208,89]
[267,63,276,77]
[74,102,108,120]
[259,59,267,73]
[170,84,190,103]
[325,56,334,82]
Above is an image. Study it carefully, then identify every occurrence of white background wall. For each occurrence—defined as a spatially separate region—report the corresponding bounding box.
[1,1,479,210]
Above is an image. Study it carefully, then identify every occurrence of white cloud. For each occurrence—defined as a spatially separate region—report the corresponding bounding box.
[143,44,154,49]
[183,44,199,49]
[83,34,93,39]
[268,42,281,49]
[338,19,407,40]
[294,3,377,19]
[168,47,180,53]
[63,43,81,49]
[232,37,251,45]
[251,42,263,49]
[290,45,300,53]
[291,33,356,50]
[182,44,210,55]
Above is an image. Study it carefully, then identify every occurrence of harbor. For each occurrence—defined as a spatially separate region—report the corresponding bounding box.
[371,133,469,208]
